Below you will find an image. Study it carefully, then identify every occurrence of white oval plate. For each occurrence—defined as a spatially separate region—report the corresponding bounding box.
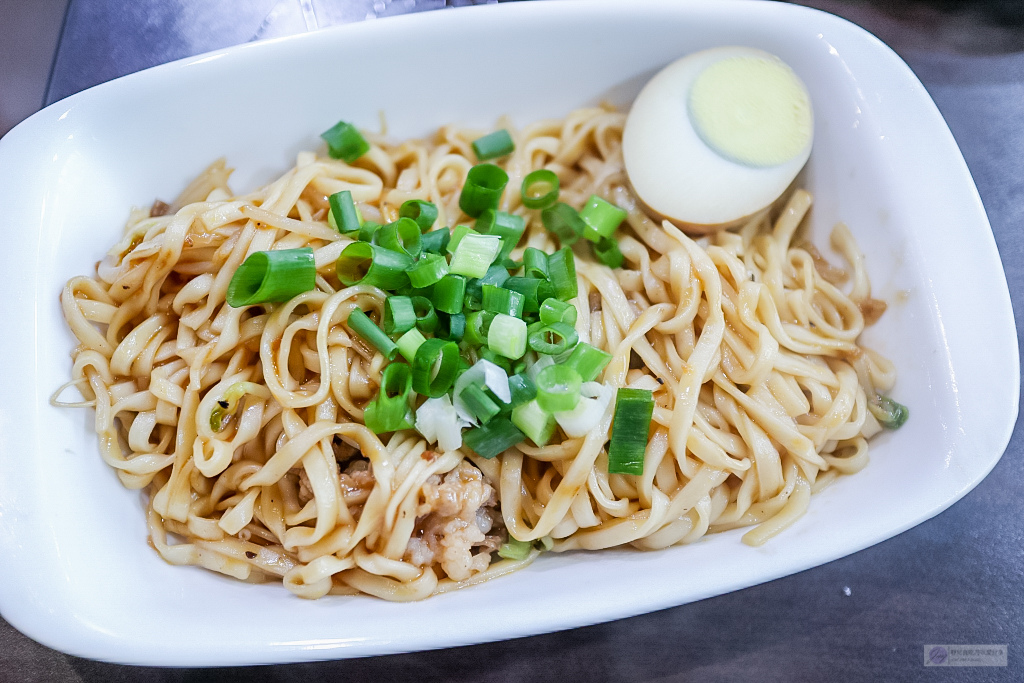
[0,0,1016,666]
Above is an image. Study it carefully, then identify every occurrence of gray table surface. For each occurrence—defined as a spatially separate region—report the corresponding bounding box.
[5,0,1024,680]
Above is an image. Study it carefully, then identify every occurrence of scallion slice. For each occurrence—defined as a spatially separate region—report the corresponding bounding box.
[579,195,627,243]
[226,247,316,307]
[497,536,533,560]
[547,247,578,301]
[522,247,549,280]
[507,373,537,407]
[461,383,501,424]
[607,388,654,475]
[437,312,466,342]
[421,228,450,254]
[396,327,426,362]
[328,190,360,234]
[539,298,577,327]
[449,233,502,279]
[336,242,413,290]
[563,342,612,382]
[476,209,525,259]
[321,119,370,163]
[868,395,910,429]
[363,362,413,434]
[521,169,559,210]
[407,253,449,289]
[358,220,382,243]
[376,217,422,259]
[411,338,460,398]
[511,398,556,447]
[541,202,585,246]
[503,277,548,314]
[383,296,416,335]
[433,274,467,314]
[399,199,439,232]
[528,322,579,356]
[535,364,582,413]
[482,285,525,318]
[487,314,527,360]
[471,129,514,161]
[447,225,477,255]
[459,164,509,218]
[346,309,399,360]
[594,236,625,269]
[411,296,438,334]
[463,310,495,347]
[463,417,524,459]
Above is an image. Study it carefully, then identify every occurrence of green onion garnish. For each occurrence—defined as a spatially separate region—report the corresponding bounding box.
[411,296,438,334]
[539,298,577,327]
[358,220,383,243]
[412,338,460,398]
[535,364,582,413]
[541,202,585,246]
[476,209,525,259]
[461,383,501,424]
[503,277,548,314]
[449,233,502,279]
[608,388,654,475]
[421,228,450,254]
[363,362,414,434]
[521,169,560,210]
[328,190,360,234]
[511,399,556,447]
[507,373,537,407]
[436,312,466,342]
[433,274,467,314]
[447,225,477,255]
[487,314,527,360]
[398,199,439,232]
[396,327,427,362]
[547,247,578,301]
[459,164,509,218]
[472,129,515,161]
[320,119,370,163]
[579,195,627,243]
[463,417,524,459]
[482,285,525,318]
[563,342,612,382]
[226,248,316,308]
[528,322,579,356]
[336,242,413,290]
[522,247,550,280]
[868,395,909,429]
[376,217,422,259]
[346,309,399,360]
[407,253,449,289]
[464,310,494,347]
[497,537,532,560]
[383,295,417,335]
[593,235,625,269]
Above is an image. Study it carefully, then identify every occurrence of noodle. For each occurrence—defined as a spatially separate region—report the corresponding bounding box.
[56,107,895,600]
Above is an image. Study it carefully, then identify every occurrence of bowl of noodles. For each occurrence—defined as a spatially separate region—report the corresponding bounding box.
[0,0,1016,666]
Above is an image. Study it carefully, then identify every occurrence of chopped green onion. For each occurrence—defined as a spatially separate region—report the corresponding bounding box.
[478,347,513,374]
[449,233,502,279]
[226,248,316,307]
[608,388,654,475]
[541,202,585,246]
[535,364,582,413]
[463,310,495,347]
[321,119,370,163]
[511,399,556,447]
[476,209,525,259]
[539,298,577,327]
[463,417,524,459]
[488,314,527,360]
[363,362,413,434]
[563,342,612,382]
[383,296,416,335]
[459,164,509,218]
[461,383,501,424]
[399,199,438,232]
[412,338,460,398]
[421,228,450,254]
[482,285,525,318]
[521,169,560,210]
[528,322,579,356]
[593,236,625,269]
[472,129,514,161]
[346,309,399,360]
[336,242,413,290]
[411,296,438,334]
[396,328,426,362]
[358,220,382,243]
[497,536,532,560]
[376,217,422,259]
[503,277,549,314]
[507,373,537,407]
[328,190,360,234]
[868,395,909,429]
[547,247,578,301]
[433,274,467,314]
[555,381,613,438]
[579,195,627,243]
[415,394,463,452]
[447,225,477,255]
[407,253,449,288]
[453,359,512,422]
[522,247,549,280]
[209,382,261,432]
[436,312,466,342]
[467,264,511,303]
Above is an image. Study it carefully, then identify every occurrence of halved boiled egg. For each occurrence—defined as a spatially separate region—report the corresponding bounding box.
[622,46,813,233]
